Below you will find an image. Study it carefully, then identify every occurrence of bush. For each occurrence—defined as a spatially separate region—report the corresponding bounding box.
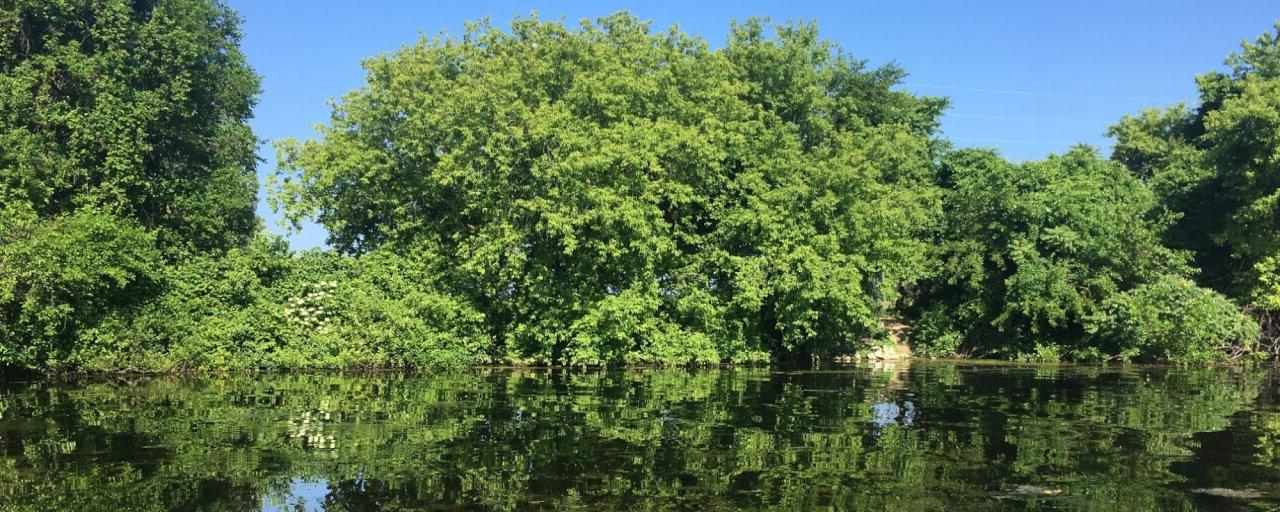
[0,207,160,369]
[74,235,489,372]
[1089,276,1260,362]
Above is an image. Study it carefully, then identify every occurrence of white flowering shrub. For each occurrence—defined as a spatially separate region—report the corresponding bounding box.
[285,280,339,330]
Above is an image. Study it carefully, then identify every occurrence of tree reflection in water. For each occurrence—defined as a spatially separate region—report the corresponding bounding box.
[0,362,1277,511]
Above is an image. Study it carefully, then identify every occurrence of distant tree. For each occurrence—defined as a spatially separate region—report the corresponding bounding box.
[0,0,260,368]
[273,13,948,364]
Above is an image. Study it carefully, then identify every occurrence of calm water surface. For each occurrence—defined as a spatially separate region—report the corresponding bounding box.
[1,362,1278,511]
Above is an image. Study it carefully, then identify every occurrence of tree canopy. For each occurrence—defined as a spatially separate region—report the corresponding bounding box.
[0,0,260,255]
[273,13,949,365]
[1109,22,1280,355]
[910,147,1257,361]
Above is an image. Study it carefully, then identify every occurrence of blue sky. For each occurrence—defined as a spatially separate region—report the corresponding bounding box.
[228,0,1278,249]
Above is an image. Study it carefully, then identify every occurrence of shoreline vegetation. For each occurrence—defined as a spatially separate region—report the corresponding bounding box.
[3,357,1273,382]
[2,2,1280,374]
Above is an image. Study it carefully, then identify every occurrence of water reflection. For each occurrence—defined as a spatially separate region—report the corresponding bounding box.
[262,478,328,512]
[0,362,1276,511]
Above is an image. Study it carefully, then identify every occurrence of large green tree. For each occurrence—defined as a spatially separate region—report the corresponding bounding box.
[273,13,948,365]
[0,0,260,368]
[1109,23,1280,353]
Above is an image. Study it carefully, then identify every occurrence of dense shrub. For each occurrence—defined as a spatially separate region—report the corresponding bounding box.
[910,147,1201,360]
[0,205,160,368]
[1088,276,1260,362]
[74,235,489,372]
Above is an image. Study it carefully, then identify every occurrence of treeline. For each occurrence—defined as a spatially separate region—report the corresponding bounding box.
[0,1,1277,371]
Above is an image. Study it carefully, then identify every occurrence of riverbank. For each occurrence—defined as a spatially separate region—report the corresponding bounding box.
[6,352,1276,383]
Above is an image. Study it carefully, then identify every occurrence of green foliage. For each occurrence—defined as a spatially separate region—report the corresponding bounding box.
[0,205,159,368]
[76,235,489,372]
[1108,23,1280,353]
[911,147,1203,361]
[0,0,261,370]
[0,0,260,257]
[272,13,947,365]
[1089,275,1260,362]
[1,4,1275,370]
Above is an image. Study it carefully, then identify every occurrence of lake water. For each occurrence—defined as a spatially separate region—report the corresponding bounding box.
[0,362,1277,511]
